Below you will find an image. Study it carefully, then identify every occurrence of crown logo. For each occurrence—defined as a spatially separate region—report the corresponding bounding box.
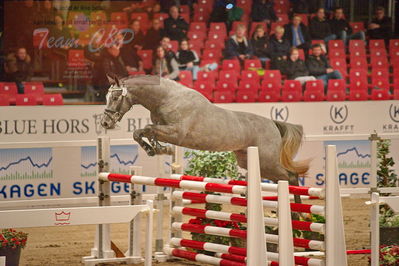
[54,211,71,225]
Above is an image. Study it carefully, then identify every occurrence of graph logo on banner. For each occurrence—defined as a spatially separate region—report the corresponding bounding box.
[325,140,371,168]
[80,145,139,177]
[0,148,53,181]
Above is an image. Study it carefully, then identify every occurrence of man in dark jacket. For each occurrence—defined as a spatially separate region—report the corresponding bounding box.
[282,47,316,84]
[329,7,365,44]
[284,15,311,54]
[251,0,277,23]
[224,25,254,62]
[164,6,189,41]
[291,0,309,14]
[269,26,291,70]
[306,44,342,89]
[367,7,392,43]
[309,8,336,43]
[4,47,34,93]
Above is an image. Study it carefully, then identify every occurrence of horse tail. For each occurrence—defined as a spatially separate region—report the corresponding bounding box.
[274,121,310,176]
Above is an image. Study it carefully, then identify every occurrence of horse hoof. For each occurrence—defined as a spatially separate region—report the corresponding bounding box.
[147,149,156,156]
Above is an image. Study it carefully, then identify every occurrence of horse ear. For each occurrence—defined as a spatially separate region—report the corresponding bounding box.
[107,73,116,85]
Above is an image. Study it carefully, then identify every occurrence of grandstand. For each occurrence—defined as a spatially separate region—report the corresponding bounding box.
[1,0,399,105]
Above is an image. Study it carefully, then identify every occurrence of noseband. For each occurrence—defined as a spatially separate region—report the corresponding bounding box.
[104,84,130,123]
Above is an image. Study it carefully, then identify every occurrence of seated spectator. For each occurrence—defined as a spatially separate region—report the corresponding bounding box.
[309,8,336,43]
[282,47,316,85]
[225,24,254,62]
[210,0,229,22]
[49,14,72,41]
[291,0,309,14]
[176,40,218,80]
[153,46,180,80]
[92,43,128,102]
[146,3,161,20]
[144,19,165,51]
[4,47,33,93]
[284,15,311,54]
[251,25,271,66]
[330,7,365,44]
[251,0,277,23]
[367,6,392,43]
[164,6,189,41]
[160,36,176,60]
[269,26,291,70]
[306,44,342,89]
[129,19,146,51]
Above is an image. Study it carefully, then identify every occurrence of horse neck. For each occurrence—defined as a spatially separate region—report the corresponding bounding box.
[128,83,167,112]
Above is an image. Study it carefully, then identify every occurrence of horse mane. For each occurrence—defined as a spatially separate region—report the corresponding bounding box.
[123,74,162,87]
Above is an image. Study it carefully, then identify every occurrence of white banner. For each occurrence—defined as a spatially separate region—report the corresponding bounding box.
[0,101,398,200]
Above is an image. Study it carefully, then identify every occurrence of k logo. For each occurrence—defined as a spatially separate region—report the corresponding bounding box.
[389,104,399,123]
[270,106,289,122]
[330,105,348,124]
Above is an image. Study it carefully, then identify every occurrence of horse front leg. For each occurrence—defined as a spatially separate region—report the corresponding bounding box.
[133,129,156,156]
[142,124,181,155]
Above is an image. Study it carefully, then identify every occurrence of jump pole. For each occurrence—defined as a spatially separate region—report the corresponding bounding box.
[325,145,348,266]
[169,146,184,240]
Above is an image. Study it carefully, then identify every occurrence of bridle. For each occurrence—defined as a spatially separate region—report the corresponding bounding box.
[104,83,131,123]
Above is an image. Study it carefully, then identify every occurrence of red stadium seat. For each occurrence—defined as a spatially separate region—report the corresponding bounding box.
[244,59,262,70]
[169,40,179,52]
[179,5,190,14]
[179,71,193,87]
[349,40,366,52]
[238,80,260,91]
[193,11,209,22]
[236,89,257,102]
[350,22,365,33]
[24,82,44,94]
[276,14,289,24]
[43,94,63,105]
[216,80,238,91]
[131,13,149,29]
[188,40,203,55]
[372,77,390,90]
[329,48,346,59]
[326,79,347,101]
[370,48,388,58]
[219,70,239,83]
[372,68,389,81]
[282,80,303,102]
[188,31,206,41]
[153,13,169,27]
[349,69,368,82]
[241,70,259,82]
[370,88,391,100]
[304,80,325,101]
[205,40,225,50]
[213,90,235,103]
[110,12,128,28]
[350,57,368,70]
[259,80,281,102]
[371,56,388,69]
[16,94,38,106]
[329,40,345,51]
[263,70,282,83]
[209,23,227,34]
[330,58,348,77]
[348,80,369,101]
[222,60,241,71]
[0,95,10,106]
[202,49,222,61]
[190,22,207,32]
[194,80,215,94]
[207,31,227,42]
[369,39,386,50]
[0,82,18,94]
[137,50,153,70]
[197,71,216,82]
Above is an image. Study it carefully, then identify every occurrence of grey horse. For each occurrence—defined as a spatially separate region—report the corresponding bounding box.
[101,74,309,184]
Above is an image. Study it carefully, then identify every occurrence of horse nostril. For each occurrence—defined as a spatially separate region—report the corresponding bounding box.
[102,122,108,128]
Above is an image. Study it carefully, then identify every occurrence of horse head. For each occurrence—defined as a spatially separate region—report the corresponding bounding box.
[101,74,133,129]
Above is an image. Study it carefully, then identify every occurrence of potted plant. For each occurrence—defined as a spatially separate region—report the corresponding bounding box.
[370,245,399,265]
[0,229,28,266]
[377,139,399,245]
[184,150,245,254]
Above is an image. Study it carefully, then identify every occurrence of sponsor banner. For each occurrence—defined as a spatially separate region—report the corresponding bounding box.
[0,101,398,200]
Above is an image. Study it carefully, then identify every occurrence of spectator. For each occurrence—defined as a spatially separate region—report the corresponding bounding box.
[227,2,244,29]
[309,8,336,43]
[251,25,271,66]
[143,19,165,51]
[49,15,72,41]
[291,0,309,14]
[282,47,316,85]
[284,15,311,54]
[160,0,178,13]
[4,48,34,93]
[152,46,180,80]
[146,3,161,20]
[129,20,146,51]
[269,26,291,70]
[176,40,218,80]
[160,37,176,61]
[367,7,392,43]
[306,44,342,89]
[251,0,277,23]
[330,7,365,44]
[164,6,189,41]
[92,43,128,102]
[210,0,229,22]
[308,0,325,13]
[225,24,254,62]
